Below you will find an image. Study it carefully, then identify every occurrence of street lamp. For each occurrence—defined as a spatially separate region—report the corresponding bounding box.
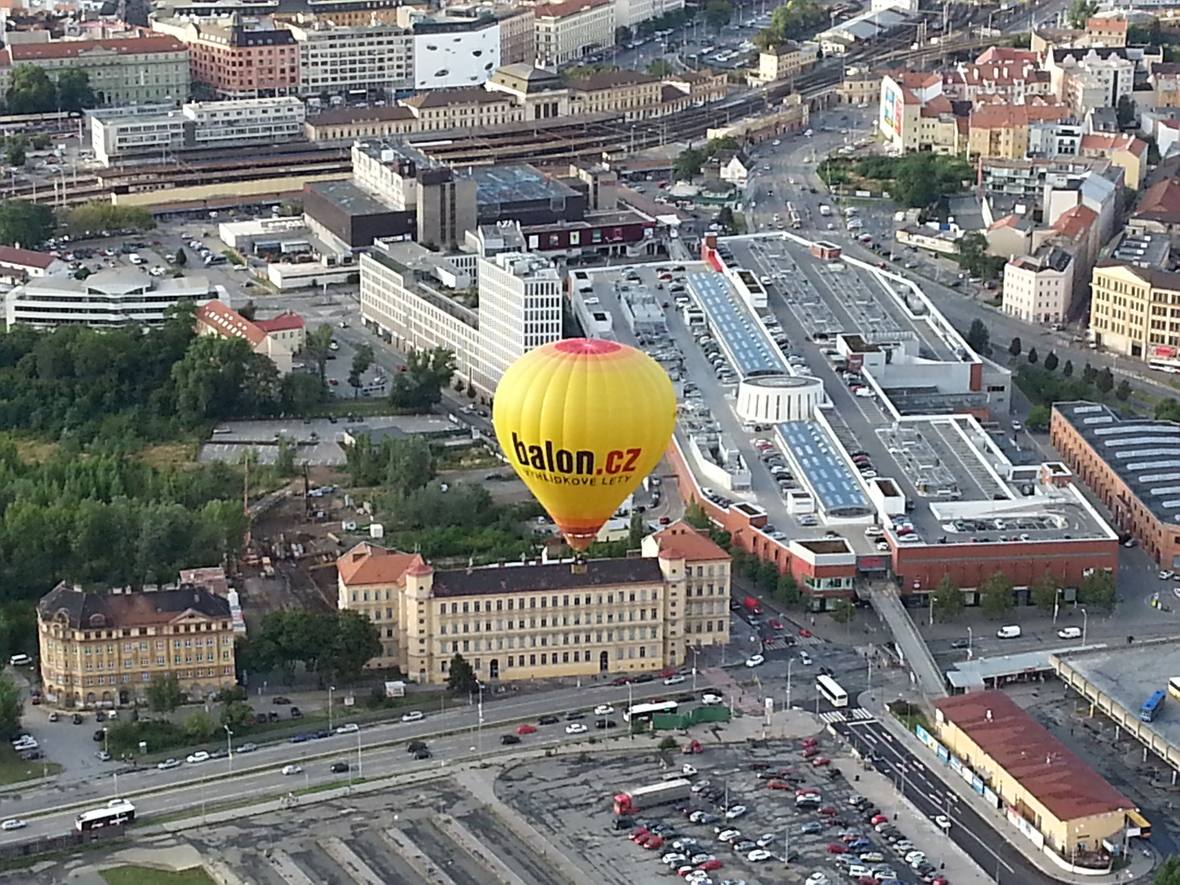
[328,685,336,732]
[356,725,363,780]
[223,725,233,771]
[1080,607,1088,649]
[786,657,795,710]
[477,681,485,752]
[966,626,973,661]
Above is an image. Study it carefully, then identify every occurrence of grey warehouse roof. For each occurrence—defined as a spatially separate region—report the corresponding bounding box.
[1056,400,1180,523]
[777,421,871,517]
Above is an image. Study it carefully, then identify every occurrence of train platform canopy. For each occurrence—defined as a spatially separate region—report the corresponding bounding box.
[945,646,1098,691]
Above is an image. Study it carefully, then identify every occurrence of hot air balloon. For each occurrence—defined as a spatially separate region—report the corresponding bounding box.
[493,338,676,552]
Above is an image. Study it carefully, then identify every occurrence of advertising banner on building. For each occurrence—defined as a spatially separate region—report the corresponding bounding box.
[949,756,963,774]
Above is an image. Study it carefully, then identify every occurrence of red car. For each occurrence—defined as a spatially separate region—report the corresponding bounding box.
[642,835,664,850]
[812,756,831,767]
[826,843,848,854]
[700,859,722,872]
[768,618,783,630]
[659,515,671,525]
[610,677,630,686]
[799,628,812,638]
[870,814,889,825]
[767,779,791,790]
[683,739,703,754]
[858,877,879,885]
[630,827,649,843]
[795,787,817,796]
[801,737,818,748]
[931,879,948,885]
[819,806,837,816]
[802,747,819,759]
[516,723,537,735]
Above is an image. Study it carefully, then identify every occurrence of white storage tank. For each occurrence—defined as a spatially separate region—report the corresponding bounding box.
[736,374,823,424]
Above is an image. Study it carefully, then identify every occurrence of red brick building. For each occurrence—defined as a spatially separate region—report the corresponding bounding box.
[162,18,298,99]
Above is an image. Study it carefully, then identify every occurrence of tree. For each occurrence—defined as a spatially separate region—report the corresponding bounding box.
[3,141,25,169]
[1082,362,1097,384]
[1079,570,1116,610]
[931,575,963,621]
[830,599,855,624]
[388,347,455,411]
[1097,367,1115,395]
[303,324,335,387]
[5,65,55,115]
[183,710,216,743]
[1026,404,1051,432]
[647,58,674,76]
[1043,351,1059,372]
[324,609,382,683]
[674,147,705,181]
[1008,337,1022,357]
[55,69,96,113]
[1031,572,1059,612]
[1157,399,1180,422]
[238,300,256,321]
[716,205,736,231]
[275,436,298,478]
[1027,347,1038,365]
[1116,94,1137,129]
[173,247,187,268]
[1154,855,1180,885]
[755,560,779,594]
[966,319,990,356]
[447,653,478,694]
[684,501,711,530]
[220,700,255,731]
[0,676,22,740]
[1062,359,1073,378]
[64,202,155,237]
[1116,379,1132,401]
[979,572,1014,617]
[704,0,731,30]
[1067,0,1098,29]
[0,199,54,248]
[146,675,184,713]
[171,336,281,422]
[348,343,374,397]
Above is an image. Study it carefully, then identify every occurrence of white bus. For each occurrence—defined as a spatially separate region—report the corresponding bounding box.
[75,799,136,832]
[816,674,848,708]
[622,700,679,723]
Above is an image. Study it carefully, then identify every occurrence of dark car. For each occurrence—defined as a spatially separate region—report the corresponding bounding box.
[329,761,349,773]
[612,816,634,831]
[501,734,521,745]
[949,639,970,649]
[272,696,292,705]
[412,748,432,760]
[538,715,560,725]
[290,706,302,719]
[313,730,330,740]
[92,729,106,742]
[72,713,83,725]
[95,711,106,723]
[564,711,585,721]
[289,734,311,744]
[595,718,617,730]
[407,740,427,754]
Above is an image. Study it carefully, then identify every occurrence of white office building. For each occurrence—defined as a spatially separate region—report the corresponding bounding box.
[614,0,684,30]
[535,0,615,68]
[359,240,561,394]
[477,252,562,388]
[1001,246,1076,324]
[87,97,306,166]
[410,14,501,90]
[287,20,413,98]
[6,270,226,328]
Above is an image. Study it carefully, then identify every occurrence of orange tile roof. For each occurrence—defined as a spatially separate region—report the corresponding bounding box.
[0,244,56,269]
[975,47,1040,65]
[1079,132,1146,158]
[652,521,730,561]
[1134,179,1180,224]
[196,300,266,347]
[337,542,425,586]
[254,311,304,333]
[8,35,185,61]
[536,0,610,19]
[1052,204,1098,240]
[969,102,1071,129]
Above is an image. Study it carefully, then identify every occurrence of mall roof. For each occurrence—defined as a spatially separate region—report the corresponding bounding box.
[471,164,578,205]
[935,691,1135,822]
[686,271,787,378]
[1054,400,1180,524]
[776,421,871,517]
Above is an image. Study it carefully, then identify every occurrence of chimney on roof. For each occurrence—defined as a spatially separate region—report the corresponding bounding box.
[570,555,588,575]
[985,709,993,722]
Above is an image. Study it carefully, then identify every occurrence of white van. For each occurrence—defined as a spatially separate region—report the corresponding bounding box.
[128,253,145,265]
[996,625,1022,639]
[8,654,30,667]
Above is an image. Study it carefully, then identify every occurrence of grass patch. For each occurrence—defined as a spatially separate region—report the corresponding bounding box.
[139,442,198,468]
[101,866,216,885]
[10,436,59,462]
[0,744,62,784]
[888,700,932,736]
[221,249,244,267]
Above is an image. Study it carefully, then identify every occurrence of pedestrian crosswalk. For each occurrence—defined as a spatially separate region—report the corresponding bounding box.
[817,707,874,724]
[763,634,824,651]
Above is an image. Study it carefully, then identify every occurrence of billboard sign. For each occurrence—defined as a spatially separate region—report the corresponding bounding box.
[882,85,904,138]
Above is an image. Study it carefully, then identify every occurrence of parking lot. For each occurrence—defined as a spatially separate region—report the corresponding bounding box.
[500,727,957,885]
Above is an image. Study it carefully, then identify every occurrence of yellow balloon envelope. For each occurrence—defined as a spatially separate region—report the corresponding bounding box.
[493,338,677,551]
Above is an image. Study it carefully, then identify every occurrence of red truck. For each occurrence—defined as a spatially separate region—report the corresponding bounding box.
[743,596,763,616]
[613,779,692,815]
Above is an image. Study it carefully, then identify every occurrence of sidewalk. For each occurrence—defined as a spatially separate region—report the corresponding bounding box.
[859,690,1156,884]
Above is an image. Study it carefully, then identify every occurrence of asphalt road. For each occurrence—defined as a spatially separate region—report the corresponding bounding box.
[832,718,1048,885]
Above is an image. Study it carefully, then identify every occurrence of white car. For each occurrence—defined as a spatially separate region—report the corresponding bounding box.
[682,764,698,776]
[1160,570,1175,580]
[717,829,742,842]
[806,875,829,885]
[185,751,210,764]
[157,758,181,770]
[662,853,688,867]
[724,805,748,820]
[996,625,1022,639]
[747,849,772,862]
[663,675,686,685]
[593,704,614,716]
[933,814,951,830]
[281,764,302,776]
[565,723,588,735]
[745,654,765,668]
[799,652,812,666]
[401,711,424,723]
[334,723,359,734]
[0,819,26,831]
[905,851,926,865]
[701,693,723,705]
[847,865,871,878]
[1057,627,1082,639]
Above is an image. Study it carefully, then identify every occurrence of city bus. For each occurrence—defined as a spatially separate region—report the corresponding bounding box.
[1140,690,1165,722]
[75,799,136,832]
[816,674,848,708]
[622,700,679,723]
[1169,678,1180,702]
[1127,809,1152,839]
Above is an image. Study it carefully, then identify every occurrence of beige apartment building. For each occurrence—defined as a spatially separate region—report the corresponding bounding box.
[535,0,615,68]
[336,522,731,683]
[497,6,536,65]
[565,70,661,119]
[756,42,807,84]
[1089,261,1180,362]
[285,19,413,98]
[401,87,525,130]
[37,581,236,708]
